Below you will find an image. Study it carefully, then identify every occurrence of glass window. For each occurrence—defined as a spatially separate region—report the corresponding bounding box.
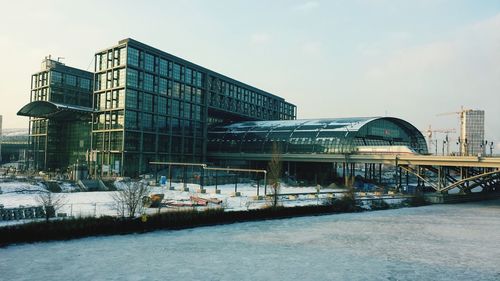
[142,113,153,131]
[173,63,181,80]
[114,89,125,108]
[143,93,153,112]
[126,69,138,88]
[183,103,191,119]
[159,78,168,95]
[79,78,90,90]
[171,100,180,117]
[144,73,154,92]
[118,69,125,87]
[144,53,154,72]
[158,97,167,115]
[171,119,181,135]
[127,47,139,67]
[125,89,137,109]
[196,72,203,87]
[158,116,168,133]
[172,82,180,99]
[125,110,139,130]
[119,48,127,66]
[159,59,169,77]
[50,71,62,84]
[185,68,192,84]
[65,74,76,86]
[125,132,140,151]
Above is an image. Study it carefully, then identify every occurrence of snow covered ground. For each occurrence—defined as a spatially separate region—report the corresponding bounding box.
[1,200,499,281]
[0,179,357,226]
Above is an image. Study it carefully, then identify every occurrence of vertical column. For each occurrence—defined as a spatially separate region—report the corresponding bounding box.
[378,164,382,184]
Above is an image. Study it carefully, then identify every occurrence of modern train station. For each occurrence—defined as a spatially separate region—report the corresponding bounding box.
[15,39,500,195]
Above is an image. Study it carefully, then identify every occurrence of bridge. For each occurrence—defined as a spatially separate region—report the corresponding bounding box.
[208,152,500,194]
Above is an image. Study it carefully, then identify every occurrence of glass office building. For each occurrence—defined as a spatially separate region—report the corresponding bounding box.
[18,58,93,171]
[92,39,296,177]
[460,110,485,156]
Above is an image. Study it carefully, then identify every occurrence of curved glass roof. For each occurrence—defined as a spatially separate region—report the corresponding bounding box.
[17,101,93,121]
[208,117,428,154]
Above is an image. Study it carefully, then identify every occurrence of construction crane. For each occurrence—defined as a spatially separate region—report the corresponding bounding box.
[437,107,486,156]
[423,125,456,155]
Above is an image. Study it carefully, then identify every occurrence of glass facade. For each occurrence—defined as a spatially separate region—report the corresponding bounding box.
[91,39,296,177]
[27,59,93,170]
[208,117,428,155]
[460,110,485,156]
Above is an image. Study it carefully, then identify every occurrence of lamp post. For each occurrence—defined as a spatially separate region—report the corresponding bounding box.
[490,142,494,156]
[480,140,488,156]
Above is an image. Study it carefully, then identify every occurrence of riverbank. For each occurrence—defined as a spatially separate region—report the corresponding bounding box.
[0,195,427,246]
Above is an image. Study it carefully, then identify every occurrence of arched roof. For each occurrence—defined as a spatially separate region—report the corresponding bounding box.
[208,117,428,154]
[17,101,93,121]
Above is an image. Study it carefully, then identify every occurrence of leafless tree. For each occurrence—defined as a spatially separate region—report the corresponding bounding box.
[268,142,282,207]
[35,191,66,222]
[111,180,151,218]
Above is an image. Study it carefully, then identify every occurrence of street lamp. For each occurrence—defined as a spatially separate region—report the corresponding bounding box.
[480,140,488,156]
[490,142,494,156]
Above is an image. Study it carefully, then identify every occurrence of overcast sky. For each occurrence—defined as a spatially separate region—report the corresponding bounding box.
[1,0,499,150]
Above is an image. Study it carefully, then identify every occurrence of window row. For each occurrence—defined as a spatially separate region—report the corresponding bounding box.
[124,112,204,136]
[93,111,125,131]
[94,89,125,110]
[95,68,126,91]
[126,47,204,87]
[31,72,49,88]
[31,88,49,101]
[96,47,127,71]
[124,90,203,120]
[123,132,204,154]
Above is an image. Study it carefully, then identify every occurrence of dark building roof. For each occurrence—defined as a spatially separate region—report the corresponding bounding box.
[208,117,428,154]
[17,101,93,121]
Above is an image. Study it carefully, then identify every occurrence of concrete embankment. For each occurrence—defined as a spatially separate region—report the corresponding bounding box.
[424,191,500,204]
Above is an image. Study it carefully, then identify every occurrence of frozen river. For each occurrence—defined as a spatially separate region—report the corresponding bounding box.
[2,200,500,281]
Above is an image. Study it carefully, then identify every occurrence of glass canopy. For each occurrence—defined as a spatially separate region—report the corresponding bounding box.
[208,117,428,155]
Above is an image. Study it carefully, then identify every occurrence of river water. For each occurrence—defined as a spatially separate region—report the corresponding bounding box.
[1,200,500,281]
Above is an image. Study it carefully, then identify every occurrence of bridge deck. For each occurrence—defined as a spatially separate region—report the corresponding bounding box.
[208,153,500,168]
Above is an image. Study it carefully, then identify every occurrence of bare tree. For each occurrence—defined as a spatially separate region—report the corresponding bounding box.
[112,180,151,218]
[35,191,66,222]
[268,142,282,207]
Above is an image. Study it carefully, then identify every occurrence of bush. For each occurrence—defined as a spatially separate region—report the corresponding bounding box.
[369,199,390,210]
[0,202,367,246]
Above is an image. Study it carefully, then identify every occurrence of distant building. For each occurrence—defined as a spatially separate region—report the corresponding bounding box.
[18,57,93,171]
[460,110,485,156]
